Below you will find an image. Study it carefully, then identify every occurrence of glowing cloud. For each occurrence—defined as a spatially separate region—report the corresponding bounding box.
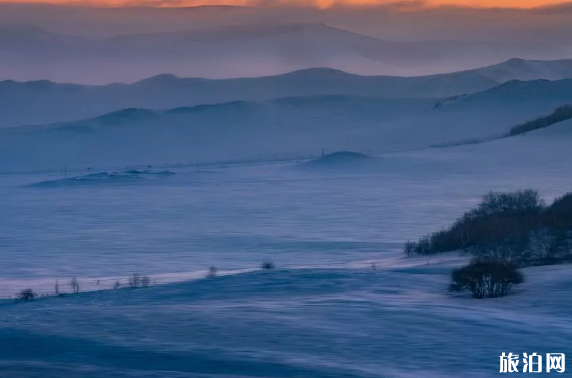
[0,0,570,9]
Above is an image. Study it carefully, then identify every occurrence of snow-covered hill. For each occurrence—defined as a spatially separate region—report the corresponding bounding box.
[1,96,571,377]
[474,58,572,82]
[2,58,572,129]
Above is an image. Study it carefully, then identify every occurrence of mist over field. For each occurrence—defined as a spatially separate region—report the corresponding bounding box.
[1,3,572,378]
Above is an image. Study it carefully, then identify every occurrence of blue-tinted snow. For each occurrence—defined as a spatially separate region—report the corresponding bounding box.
[0,125,571,377]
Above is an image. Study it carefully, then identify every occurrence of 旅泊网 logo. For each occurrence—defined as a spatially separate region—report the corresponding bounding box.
[500,353,565,373]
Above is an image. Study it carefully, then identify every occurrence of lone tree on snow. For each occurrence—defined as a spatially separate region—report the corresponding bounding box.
[70,277,80,293]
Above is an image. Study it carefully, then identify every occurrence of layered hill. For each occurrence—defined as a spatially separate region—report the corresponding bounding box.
[2,58,572,129]
[0,23,568,84]
[3,77,572,172]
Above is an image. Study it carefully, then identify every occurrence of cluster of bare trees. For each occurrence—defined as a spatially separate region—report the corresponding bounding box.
[128,273,151,288]
[14,262,279,303]
[406,190,572,267]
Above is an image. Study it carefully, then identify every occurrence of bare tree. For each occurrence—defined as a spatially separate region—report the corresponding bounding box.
[70,277,80,293]
[141,276,151,288]
[128,273,141,288]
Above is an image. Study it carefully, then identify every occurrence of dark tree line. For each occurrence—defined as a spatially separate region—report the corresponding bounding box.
[405,190,572,267]
[509,105,572,136]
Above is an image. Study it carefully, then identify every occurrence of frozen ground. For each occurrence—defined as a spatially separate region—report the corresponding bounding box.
[0,122,572,376]
[1,259,571,377]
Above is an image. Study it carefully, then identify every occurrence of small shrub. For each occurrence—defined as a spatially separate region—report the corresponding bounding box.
[206,266,218,278]
[261,261,275,270]
[449,260,523,299]
[70,277,80,293]
[113,280,121,289]
[16,288,37,302]
[128,273,141,288]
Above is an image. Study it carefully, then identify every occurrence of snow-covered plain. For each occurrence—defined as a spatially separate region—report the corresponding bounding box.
[1,121,572,377]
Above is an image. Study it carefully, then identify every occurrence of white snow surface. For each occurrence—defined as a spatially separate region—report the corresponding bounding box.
[1,120,572,377]
[1,260,571,378]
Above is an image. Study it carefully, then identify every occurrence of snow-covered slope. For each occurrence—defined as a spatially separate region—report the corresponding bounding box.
[1,104,571,377]
[437,118,572,171]
[427,78,572,140]
[0,96,428,171]
[474,58,572,82]
[0,262,570,378]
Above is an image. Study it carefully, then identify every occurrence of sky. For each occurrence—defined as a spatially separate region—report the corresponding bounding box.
[2,1,572,44]
[0,0,570,8]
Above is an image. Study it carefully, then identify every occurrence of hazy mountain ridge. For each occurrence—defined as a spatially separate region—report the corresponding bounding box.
[0,23,569,84]
[2,58,572,129]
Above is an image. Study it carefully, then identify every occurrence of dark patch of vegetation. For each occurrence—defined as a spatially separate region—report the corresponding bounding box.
[449,259,523,299]
[128,273,150,288]
[16,288,37,302]
[432,94,469,110]
[128,273,141,288]
[545,193,572,230]
[405,190,572,267]
[141,276,151,288]
[261,261,275,270]
[307,151,372,166]
[509,105,572,136]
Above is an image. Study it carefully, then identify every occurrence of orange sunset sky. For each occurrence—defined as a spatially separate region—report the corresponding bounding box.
[0,0,570,8]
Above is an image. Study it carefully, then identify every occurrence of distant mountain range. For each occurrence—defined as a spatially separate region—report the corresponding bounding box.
[2,76,572,172]
[2,58,572,129]
[0,23,569,83]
